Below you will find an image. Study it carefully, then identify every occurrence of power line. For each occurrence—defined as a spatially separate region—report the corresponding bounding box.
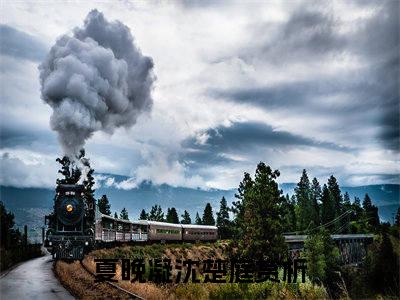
[284,210,353,235]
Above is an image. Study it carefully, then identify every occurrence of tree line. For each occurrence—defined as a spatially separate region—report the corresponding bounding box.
[281,169,381,234]
[98,196,221,226]
[97,165,396,242]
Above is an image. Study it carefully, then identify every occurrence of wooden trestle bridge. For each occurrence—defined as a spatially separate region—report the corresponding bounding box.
[284,234,374,265]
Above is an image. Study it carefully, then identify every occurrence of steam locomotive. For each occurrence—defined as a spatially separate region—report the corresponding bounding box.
[44,184,218,260]
[44,184,95,259]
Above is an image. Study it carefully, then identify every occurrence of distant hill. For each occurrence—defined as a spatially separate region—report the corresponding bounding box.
[1,177,399,243]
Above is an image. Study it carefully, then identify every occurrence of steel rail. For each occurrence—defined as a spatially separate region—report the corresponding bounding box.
[79,260,145,300]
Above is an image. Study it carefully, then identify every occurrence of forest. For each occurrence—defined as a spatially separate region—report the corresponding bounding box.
[96,161,399,298]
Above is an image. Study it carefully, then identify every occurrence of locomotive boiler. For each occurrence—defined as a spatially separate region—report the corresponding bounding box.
[44,184,95,260]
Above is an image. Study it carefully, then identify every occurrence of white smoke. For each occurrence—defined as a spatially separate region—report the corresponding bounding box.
[39,9,155,157]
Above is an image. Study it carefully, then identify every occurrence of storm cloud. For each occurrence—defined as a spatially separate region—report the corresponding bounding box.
[184,121,350,153]
[0,24,47,61]
[213,1,399,151]
[1,1,398,189]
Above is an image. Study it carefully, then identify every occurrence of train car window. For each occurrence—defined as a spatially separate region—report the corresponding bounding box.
[156,229,180,234]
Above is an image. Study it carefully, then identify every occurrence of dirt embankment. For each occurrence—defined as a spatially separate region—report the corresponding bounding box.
[55,242,229,300]
[55,242,328,300]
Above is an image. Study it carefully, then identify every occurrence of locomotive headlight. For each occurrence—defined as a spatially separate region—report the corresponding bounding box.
[66,204,73,212]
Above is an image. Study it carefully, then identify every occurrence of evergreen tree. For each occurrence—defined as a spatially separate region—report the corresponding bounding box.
[139,209,148,220]
[343,192,351,209]
[362,193,372,210]
[56,156,71,184]
[327,175,343,230]
[341,191,352,233]
[363,194,380,230]
[365,233,399,295]
[352,197,363,219]
[120,207,129,220]
[195,212,202,225]
[0,201,23,248]
[166,207,179,224]
[231,172,253,238]
[98,195,111,216]
[181,210,191,224]
[295,169,313,230]
[82,155,95,201]
[281,194,296,232]
[349,196,366,233]
[303,229,340,285]
[149,205,164,221]
[216,196,232,239]
[232,162,287,260]
[114,212,118,219]
[310,177,321,227]
[321,184,335,227]
[56,156,81,185]
[202,203,215,225]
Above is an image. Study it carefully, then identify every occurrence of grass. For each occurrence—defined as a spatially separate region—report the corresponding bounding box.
[56,242,328,299]
[54,258,132,299]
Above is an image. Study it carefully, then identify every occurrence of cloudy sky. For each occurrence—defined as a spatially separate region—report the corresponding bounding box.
[1,0,399,190]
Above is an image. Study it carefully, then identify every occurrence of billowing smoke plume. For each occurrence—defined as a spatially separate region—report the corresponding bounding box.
[39,10,155,157]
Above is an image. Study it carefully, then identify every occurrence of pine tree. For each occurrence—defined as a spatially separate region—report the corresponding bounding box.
[202,203,215,225]
[303,229,340,284]
[362,193,372,210]
[395,208,400,226]
[166,207,179,224]
[139,209,148,220]
[349,196,365,233]
[114,212,118,219]
[366,233,399,294]
[56,156,71,184]
[0,201,23,248]
[343,192,351,209]
[321,184,335,227]
[281,194,296,232]
[327,175,343,230]
[231,172,253,238]
[120,207,129,220]
[352,197,363,219]
[149,205,164,221]
[232,162,287,260]
[216,196,232,239]
[295,169,313,230]
[56,156,81,185]
[98,195,111,215]
[181,210,191,224]
[363,194,380,230]
[195,212,202,225]
[310,177,321,227]
[82,155,95,201]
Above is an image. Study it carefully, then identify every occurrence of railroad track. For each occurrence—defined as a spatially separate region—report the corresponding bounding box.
[79,260,145,300]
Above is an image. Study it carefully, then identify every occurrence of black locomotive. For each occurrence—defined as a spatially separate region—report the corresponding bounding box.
[44,184,95,260]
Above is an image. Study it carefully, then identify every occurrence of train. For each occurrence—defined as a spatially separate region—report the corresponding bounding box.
[44,184,218,260]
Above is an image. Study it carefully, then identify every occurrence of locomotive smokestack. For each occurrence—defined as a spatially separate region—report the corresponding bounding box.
[39,9,155,157]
